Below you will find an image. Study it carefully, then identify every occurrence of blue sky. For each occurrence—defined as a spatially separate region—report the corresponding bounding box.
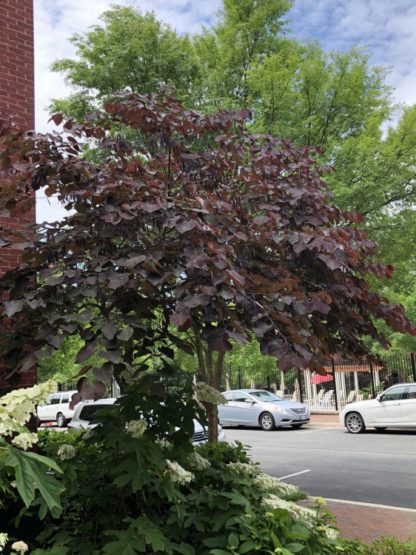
[34,0,416,221]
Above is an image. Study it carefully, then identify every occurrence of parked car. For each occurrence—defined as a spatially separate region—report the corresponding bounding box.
[68,398,226,444]
[218,389,310,431]
[37,390,78,427]
[340,383,416,433]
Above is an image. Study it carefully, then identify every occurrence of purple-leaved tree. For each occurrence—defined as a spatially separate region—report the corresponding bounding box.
[1,93,415,439]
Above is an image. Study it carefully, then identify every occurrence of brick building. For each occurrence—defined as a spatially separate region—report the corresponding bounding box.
[0,0,36,389]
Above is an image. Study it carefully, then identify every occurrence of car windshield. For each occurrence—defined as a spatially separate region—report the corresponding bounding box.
[79,404,117,421]
[249,390,284,402]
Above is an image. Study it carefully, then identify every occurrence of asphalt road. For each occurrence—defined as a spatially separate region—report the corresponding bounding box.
[225,426,416,509]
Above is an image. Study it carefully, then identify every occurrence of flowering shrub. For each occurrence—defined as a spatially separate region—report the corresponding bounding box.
[125,419,147,439]
[57,444,77,461]
[0,382,64,525]
[165,459,194,485]
[1,383,413,554]
[2,386,362,554]
[0,381,55,439]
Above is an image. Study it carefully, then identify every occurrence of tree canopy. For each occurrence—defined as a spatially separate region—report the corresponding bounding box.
[48,1,416,353]
[1,93,415,389]
[50,6,199,117]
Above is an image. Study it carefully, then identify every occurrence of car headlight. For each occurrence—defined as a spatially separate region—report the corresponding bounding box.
[273,407,291,414]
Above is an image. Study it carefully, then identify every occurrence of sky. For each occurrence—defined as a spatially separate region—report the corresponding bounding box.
[34,0,416,222]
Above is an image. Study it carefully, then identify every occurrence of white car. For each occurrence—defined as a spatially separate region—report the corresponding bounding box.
[68,398,226,443]
[339,383,416,433]
[37,390,78,427]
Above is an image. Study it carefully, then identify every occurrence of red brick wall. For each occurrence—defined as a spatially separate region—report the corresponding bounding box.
[0,0,36,390]
[0,0,34,129]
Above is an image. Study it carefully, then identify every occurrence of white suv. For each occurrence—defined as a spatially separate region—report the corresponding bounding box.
[68,398,226,443]
[37,390,78,427]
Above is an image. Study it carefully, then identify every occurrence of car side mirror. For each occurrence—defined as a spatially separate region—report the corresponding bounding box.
[244,398,255,404]
[376,394,383,402]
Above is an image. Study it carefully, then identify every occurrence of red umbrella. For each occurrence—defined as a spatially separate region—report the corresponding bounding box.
[310,373,334,385]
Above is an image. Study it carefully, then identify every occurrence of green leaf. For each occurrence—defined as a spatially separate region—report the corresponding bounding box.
[4,449,35,507]
[23,450,64,474]
[103,539,142,555]
[4,448,64,511]
[271,532,282,549]
[228,532,239,549]
[239,540,257,553]
[286,543,306,553]
[174,544,195,555]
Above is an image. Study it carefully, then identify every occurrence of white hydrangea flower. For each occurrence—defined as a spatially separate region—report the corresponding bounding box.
[165,459,194,485]
[57,444,77,461]
[0,380,56,438]
[263,495,316,527]
[0,532,8,550]
[195,382,226,405]
[11,432,38,451]
[291,504,316,526]
[125,419,147,439]
[10,540,28,553]
[254,473,299,498]
[262,494,294,512]
[227,461,259,475]
[188,452,210,471]
[325,527,339,541]
[155,437,173,450]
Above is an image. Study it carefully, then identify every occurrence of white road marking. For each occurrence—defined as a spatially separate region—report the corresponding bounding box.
[278,469,311,480]
[324,497,416,513]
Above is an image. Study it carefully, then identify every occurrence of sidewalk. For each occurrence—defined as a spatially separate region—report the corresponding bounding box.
[304,415,416,542]
[308,412,340,427]
[324,499,416,543]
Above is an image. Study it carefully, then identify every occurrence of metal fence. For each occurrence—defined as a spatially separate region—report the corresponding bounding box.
[222,353,416,413]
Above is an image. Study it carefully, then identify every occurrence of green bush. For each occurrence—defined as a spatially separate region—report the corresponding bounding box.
[2,387,415,554]
[0,388,345,554]
[197,439,252,465]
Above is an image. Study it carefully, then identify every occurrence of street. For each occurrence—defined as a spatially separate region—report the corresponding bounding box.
[225,426,416,509]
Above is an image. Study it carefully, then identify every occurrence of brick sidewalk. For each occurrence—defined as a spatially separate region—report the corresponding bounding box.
[325,499,416,543]
[309,413,340,427]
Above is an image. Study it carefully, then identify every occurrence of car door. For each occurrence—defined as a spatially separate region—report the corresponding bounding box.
[59,392,72,419]
[230,392,257,426]
[369,385,406,425]
[400,384,416,425]
[45,394,61,421]
[218,391,237,425]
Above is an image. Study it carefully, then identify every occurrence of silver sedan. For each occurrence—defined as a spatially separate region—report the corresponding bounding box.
[218,389,310,431]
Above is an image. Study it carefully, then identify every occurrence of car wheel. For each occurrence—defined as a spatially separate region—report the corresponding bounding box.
[291,423,303,429]
[56,412,66,428]
[345,411,366,434]
[259,412,275,431]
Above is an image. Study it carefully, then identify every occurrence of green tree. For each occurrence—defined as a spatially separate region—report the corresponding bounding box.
[37,336,82,384]
[193,0,292,108]
[50,6,198,117]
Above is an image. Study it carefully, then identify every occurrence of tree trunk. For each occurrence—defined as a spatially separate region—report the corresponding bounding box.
[206,402,218,442]
[191,328,225,442]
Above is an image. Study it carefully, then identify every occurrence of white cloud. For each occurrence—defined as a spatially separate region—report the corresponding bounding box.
[288,0,416,106]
